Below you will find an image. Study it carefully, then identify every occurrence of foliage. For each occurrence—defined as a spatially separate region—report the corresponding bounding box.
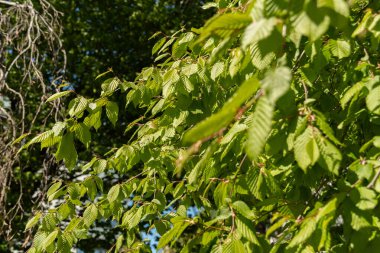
[22,0,380,252]
[50,0,213,95]
[0,0,211,251]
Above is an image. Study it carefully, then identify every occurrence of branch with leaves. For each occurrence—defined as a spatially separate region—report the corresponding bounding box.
[18,0,380,252]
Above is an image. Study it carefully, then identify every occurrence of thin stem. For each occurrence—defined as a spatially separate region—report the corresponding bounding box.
[367,166,380,189]
[0,0,17,7]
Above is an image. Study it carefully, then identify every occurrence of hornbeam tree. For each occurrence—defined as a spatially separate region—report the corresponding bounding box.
[20,0,380,252]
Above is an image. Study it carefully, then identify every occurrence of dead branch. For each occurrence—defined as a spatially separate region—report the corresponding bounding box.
[0,0,66,244]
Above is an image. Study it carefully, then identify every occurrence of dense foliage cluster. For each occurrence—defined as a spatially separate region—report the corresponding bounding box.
[0,0,210,251]
[20,0,380,252]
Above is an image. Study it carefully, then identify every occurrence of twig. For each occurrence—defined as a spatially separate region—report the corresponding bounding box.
[0,0,66,241]
[367,166,380,189]
[0,0,17,7]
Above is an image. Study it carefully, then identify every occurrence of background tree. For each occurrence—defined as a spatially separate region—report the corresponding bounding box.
[52,0,212,94]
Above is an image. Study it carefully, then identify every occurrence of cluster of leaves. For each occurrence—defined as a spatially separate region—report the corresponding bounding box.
[1,0,212,250]
[21,0,380,252]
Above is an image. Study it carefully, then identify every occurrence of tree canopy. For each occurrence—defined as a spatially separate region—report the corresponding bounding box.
[0,0,211,251]
[7,0,380,252]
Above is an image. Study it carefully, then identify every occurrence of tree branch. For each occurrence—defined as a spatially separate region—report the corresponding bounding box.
[367,166,380,189]
[0,0,17,7]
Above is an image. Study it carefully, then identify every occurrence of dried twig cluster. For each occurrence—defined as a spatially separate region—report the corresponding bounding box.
[0,0,65,242]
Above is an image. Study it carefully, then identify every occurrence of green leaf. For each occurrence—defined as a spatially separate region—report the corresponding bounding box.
[202,2,218,9]
[318,0,350,18]
[288,218,317,248]
[101,77,120,93]
[182,64,198,77]
[351,187,378,210]
[201,230,220,246]
[56,133,78,170]
[236,214,260,245]
[222,235,246,253]
[95,69,113,80]
[152,37,167,55]
[179,32,195,44]
[247,42,276,70]
[84,177,97,201]
[67,183,81,200]
[93,159,107,174]
[340,81,365,109]
[57,232,74,253]
[229,48,244,78]
[183,77,260,144]
[121,207,143,229]
[57,203,73,221]
[245,168,265,201]
[74,123,91,148]
[172,40,188,59]
[266,217,288,238]
[326,39,351,59]
[352,10,372,37]
[26,247,36,253]
[11,132,30,145]
[242,17,277,48]
[21,130,53,151]
[33,231,48,251]
[47,181,62,199]
[366,83,380,115]
[115,235,124,252]
[316,134,342,175]
[316,195,342,221]
[162,69,180,98]
[262,66,292,104]
[374,136,380,148]
[246,96,273,161]
[25,212,42,230]
[315,114,342,146]
[213,182,230,207]
[187,141,218,185]
[157,221,190,249]
[68,96,88,117]
[294,126,320,172]
[158,37,175,55]
[48,188,65,202]
[210,61,225,81]
[209,37,234,65]
[107,184,120,203]
[210,243,223,253]
[198,13,252,42]
[351,210,371,231]
[83,204,98,227]
[232,201,256,220]
[106,101,119,126]
[84,107,102,130]
[43,230,58,249]
[46,91,72,102]
[154,52,170,62]
[52,121,67,136]
[220,123,247,145]
[41,135,61,149]
[94,176,104,193]
[82,157,98,172]
[292,8,330,42]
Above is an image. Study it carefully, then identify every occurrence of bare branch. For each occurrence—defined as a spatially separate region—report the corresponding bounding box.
[0,1,17,7]
[0,0,66,243]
